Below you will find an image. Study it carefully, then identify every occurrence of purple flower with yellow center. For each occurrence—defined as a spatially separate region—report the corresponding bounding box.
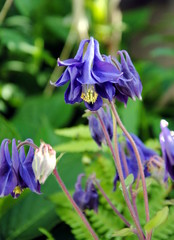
[103,51,142,105]
[0,139,40,198]
[51,37,122,111]
[113,134,156,190]
[73,174,98,212]
[88,105,113,146]
[160,119,174,181]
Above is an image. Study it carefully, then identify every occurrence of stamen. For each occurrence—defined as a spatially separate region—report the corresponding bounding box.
[13,186,23,196]
[81,85,98,104]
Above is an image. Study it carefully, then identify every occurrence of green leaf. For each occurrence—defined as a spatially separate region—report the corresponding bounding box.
[38,228,54,240]
[44,16,70,41]
[150,47,174,57]
[55,125,91,139]
[119,100,142,135]
[164,199,174,206]
[112,228,134,237]
[14,0,42,16]
[0,191,59,240]
[12,94,73,139]
[135,178,154,194]
[119,174,134,192]
[0,115,20,142]
[144,207,169,232]
[0,28,34,53]
[54,139,99,152]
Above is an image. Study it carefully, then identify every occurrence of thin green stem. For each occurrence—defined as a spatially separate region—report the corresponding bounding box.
[96,111,145,240]
[0,0,13,24]
[53,168,98,240]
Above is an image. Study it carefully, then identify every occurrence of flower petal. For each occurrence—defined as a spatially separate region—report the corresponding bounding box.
[84,95,103,111]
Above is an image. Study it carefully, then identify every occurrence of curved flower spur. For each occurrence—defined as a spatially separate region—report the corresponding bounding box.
[103,50,142,106]
[51,37,122,111]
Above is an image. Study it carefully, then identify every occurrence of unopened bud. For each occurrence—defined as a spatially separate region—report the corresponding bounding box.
[32,142,56,184]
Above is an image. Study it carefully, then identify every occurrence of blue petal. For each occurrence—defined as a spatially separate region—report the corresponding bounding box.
[84,95,103,111]
[50,68,70,87]
[93,60,122,83]
[88,115,104,146]
[64,69,82,104]
[96,82,115,101]
[74,39,88,60]
[58,58,83,67]
[0,140,17,197]
[12,139,20,173]
[19,163,40,193]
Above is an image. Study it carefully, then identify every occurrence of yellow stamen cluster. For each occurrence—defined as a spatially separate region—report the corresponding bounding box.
[81,87,98,104]
[13,186,22,195]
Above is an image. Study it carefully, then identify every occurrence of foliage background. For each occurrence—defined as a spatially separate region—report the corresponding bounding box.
[0,0,174,239]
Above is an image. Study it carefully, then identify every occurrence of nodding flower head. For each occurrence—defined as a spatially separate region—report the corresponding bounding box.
[88,105,113,146]
[160,119,174,181]
[103,51,142,105]
[0,139,40,198]
[73,174,98,212]
[32,142,56,184]
[51,37,122,111]
[113,134,157,191]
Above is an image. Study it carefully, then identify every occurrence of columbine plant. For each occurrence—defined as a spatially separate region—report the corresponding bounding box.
[0,37,172,240]
[50,36,168,240]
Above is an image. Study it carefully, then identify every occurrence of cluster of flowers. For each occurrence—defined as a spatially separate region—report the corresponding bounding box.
[0,140,56,198]
[1,37,174,223]
[73,116,174,212]
[51,37,142,110]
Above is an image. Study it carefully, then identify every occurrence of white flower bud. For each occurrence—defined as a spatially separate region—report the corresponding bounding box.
[32,142,56,184]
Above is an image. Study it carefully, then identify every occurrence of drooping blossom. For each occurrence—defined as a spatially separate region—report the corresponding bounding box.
[103,51,142,105]
[73,174,98,212]
[88,105,113,146]
[113,134,157,190]
[0,139,40,198]
[160,119,174,181]
[51,37,122,111]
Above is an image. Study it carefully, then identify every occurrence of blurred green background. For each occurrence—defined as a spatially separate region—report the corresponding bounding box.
[0,0,174,239]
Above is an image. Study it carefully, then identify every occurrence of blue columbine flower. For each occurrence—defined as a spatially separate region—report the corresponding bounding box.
[160,119,174,181]
[103,51,142,105]
[73,174,98,212]
[88,105,113,146]
[113,134,157,190]
[51,37,122,111]
[0,139,40,198]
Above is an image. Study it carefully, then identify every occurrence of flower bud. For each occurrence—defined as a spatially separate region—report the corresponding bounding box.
[32,142,56,184]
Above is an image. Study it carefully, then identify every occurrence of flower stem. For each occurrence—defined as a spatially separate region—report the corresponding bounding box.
[0,0,13,24]
[53,168,98,240]
[96,111,145,240]
[17,141,39,150]
[120,145,140,222]
[94,179,131,228]
[110,101,150,223]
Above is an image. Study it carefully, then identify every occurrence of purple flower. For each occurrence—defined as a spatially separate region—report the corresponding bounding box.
[103,51,142,105]
[51,37,121,111]
[88,105,113,146]
[73,174,98,212]
[0,139,40,198]
[113,134,157,190]
[160,120,174,181]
